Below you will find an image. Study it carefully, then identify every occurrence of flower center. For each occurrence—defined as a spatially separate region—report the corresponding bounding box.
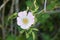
[23,18,28,24]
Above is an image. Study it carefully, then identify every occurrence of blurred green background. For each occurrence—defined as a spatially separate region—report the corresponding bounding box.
[0,0,60,40]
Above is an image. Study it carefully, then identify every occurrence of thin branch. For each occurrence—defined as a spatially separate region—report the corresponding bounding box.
[38,9,44,14]
[10,0,14,35]
[15,0,19,12]
[46,10,60,14]
[2,0,6,40]
[0,0,9,10]
[14,0,19,38]
[44,0,47,12]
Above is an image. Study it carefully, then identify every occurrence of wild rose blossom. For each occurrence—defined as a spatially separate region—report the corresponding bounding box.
[17,11,35,29]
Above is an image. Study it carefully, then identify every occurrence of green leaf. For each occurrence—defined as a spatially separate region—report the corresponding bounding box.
[28,36,33,40]
[17,26,22,31]
[26,1,33,7]
[32,28,38,31]
[36,13,50,23]
[8,12,17,20]
[26,32,29,39]
[47,1,56,10]
[28,28,32,34]
[26,0,35,11]
[20,30,25,34]
[32,32,35,40]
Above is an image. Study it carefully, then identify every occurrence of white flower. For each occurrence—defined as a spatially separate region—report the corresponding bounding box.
[17,11,35,30]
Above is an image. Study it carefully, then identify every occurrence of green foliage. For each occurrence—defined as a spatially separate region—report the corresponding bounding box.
[6,34,26,40]
[8,12,18,20]
[47,2,56,10]
[26,0,39,13]
[26,1,33,7]
[26,0,35,11]
[6,35,15,40]
[16,35,26,40]
[36,13,50,23]
[0,0,60,40]
[0,37,1,40]
[41,33,51,40]
[17,25,38,40]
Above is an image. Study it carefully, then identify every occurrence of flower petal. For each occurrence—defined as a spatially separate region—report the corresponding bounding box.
[20,24,30,29]
[28,12,34,19]
[17,17,23,26]
[18,11,27,18]
[28,16,34,26]
[28,12,35,25]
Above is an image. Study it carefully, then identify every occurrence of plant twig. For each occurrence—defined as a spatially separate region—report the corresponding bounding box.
[10,0,15,35]
[0,0,9,10]
[15,0,19,12]
[14,0,19,39]
[44,0,47,12]
[2,0,6,40]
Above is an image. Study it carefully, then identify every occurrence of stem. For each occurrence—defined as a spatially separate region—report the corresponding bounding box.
[2,0,6,40]
[0,0,9,10]
[9,0,15,35]
[14,0,19,40]
[15,0,19,12]
[44,0,47,12]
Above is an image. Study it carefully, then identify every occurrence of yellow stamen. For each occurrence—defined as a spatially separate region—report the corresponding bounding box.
[23,18,28,24]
